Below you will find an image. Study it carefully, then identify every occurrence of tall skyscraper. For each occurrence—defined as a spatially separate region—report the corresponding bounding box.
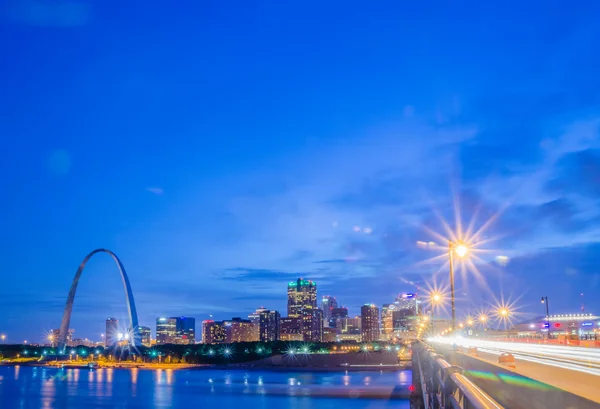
[156,317,177,344]
[287,278,317,317]
[381,304,395,339]
[321,296,338,322]
[137,326,152,346]
[176,317,196,344]
[105,318,119,347]
[361,304,380,342]
[249,307,267,341]
[301,306,323,342]
[259,310,280,342]
[392,292,420,334]
[202,320,226,344]
[395,292,421,315]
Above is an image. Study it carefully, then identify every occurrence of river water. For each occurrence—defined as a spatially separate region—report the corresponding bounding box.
[0,366,411,409]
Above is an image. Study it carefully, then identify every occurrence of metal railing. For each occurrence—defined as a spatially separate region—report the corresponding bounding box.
[414,342,503,409]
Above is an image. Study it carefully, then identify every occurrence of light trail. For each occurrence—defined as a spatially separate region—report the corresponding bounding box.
[431,337,600,376]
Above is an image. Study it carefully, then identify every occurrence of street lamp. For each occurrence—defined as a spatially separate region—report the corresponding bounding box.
[479,314,488,326]
[449,241,468,331]
[0,334,5,343]
[541,296,550,339]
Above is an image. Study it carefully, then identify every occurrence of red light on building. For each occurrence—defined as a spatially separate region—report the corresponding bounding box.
[409,385,416,392]
[554,323,561,328]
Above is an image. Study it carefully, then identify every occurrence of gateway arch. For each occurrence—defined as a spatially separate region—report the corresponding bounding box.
[57,249,140,349]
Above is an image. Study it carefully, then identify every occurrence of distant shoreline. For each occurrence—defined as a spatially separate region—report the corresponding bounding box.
[1,361,410,372]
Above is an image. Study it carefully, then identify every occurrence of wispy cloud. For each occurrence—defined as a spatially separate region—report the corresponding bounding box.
[146,187,164,195]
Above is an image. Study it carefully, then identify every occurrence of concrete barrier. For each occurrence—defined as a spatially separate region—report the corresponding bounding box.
[467,346,478,357]
[434,344,599,409]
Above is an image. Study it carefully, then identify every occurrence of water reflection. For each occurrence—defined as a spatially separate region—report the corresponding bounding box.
[1,366,412,409]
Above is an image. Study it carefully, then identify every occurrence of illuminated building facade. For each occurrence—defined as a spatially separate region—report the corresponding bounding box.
[156,317,177,344]
[322,326,337,342]
[51,328,74,348]
[138,326,152,346]
[259,309,280,342]
[301,306,323,342]
[287,279,317,317]
[381,304,395,339]
[224,318,257,343]
[513,313,600,337]
[202,320,226,344]
[249,307,267,340]
[279,317,303,341]
[361,304,380,342]
[321,296,338,323]
[175,317,195,344]
[395,292,421,315]
[331,307,349,328]
[105,318,119,347]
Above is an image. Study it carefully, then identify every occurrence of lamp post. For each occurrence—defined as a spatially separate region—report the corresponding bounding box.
[541,296,550,339]
[449,241,468,331]
[431,292,442,335]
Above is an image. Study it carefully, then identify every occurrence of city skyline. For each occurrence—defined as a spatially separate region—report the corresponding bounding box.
[1,268,594,344]
[2,1,600,342]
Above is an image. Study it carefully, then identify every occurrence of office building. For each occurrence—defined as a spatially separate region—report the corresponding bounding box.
[392,308,413,332]
[176,317,196,344]
[105,318,119,347]
[321,296,338,323]
[337,315,361,341]
[330,306,349,328]
[301,306,323,342]
[50,328,74,347]
[259,309,280,342]
[381,304,395,339]
[395,292,421,315]
[156,317,177,344]
[202,320,226,344]
[138,326,152,346]
[71,338,94,347]
[224,318,257,343]
[361,304,380,342]
[249,307,267,340]
[287,278,317,317]
[279,317,303,341]
[322,326,337,342]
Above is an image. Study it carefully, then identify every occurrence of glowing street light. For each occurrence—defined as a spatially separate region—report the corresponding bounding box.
[1,334,6,342]
[479,314,488,325]
[449,241,469,331]
[467,318,474,326]
[430,292,443,335]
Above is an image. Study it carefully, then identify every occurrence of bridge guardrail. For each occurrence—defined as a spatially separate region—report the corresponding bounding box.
[413,342,503,409]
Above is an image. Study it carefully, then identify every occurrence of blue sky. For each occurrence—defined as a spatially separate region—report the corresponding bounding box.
[1,1,600,342]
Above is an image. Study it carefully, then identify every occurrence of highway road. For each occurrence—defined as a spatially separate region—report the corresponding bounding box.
[433,338,600,404]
